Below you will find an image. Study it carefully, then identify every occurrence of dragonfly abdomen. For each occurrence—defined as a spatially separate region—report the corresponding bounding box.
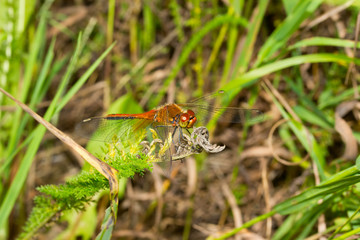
[106,110,157,120]
[106,115,137,120]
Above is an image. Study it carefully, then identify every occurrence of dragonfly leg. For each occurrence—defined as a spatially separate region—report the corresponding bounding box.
[172,126,184,151]
[171,127,191,154]
[169,126,183,154]
[171,126,179,143]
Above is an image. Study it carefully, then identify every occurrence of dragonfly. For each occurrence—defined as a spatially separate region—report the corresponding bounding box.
[78,90,263,164]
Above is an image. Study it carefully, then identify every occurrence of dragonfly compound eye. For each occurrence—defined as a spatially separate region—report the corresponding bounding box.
[187,109,195,117]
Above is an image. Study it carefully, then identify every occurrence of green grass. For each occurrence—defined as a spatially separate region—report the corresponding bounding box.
[1,0,360,239]
[0,1,117,238]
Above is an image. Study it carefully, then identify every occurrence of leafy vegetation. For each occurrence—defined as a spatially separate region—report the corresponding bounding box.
[1,0,360,239]
[19,147,151,240]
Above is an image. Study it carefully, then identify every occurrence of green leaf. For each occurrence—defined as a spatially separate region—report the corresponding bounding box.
[255,0,323,66]
[356,155,360,171]
[282,0,301,14]
[289,37,360,50]
[274,175,360,215]
[95,206,116,240]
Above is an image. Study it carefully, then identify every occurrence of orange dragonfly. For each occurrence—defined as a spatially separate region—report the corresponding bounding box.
[78,90,263,163]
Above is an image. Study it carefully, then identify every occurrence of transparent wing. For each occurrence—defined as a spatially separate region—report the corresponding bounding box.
[76,117,153,143]
[188,89,229,105]
[179,89,263,126]
[148,107,175,174]
[181,104,263,125]
[76,116,177,168]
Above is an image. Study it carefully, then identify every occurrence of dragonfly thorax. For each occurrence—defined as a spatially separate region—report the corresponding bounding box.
[179,109,197,128]
[152,104,197,128]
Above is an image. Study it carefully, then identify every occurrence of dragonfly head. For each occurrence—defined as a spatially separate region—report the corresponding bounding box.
[179,109,197,128]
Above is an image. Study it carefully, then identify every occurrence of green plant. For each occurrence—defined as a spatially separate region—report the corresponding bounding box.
[2,0,360,239]
[18,146,151,240]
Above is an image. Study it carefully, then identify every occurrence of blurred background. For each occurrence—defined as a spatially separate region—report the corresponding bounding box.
[1,0,360,239]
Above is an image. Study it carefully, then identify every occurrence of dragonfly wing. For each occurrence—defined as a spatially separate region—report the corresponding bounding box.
[181,104,264,126]
[148,125,172,172]
[149,105,195,173]
[77,115,177,164]
[150,107,174,173]
[187,90,229,106]
[77,117,153,148]
[151,125,198,176]
[178,90,263,125]
[179,104,263,125]
[208,107,263,124]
